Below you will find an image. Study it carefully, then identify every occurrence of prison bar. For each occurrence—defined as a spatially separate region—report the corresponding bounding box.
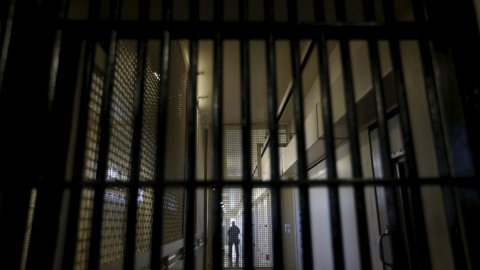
[122,0,150,268]
[184,0,200,267]
[1,0,480,269]
[239,0,254,268]
[150,0,172,269]
[264,1,285,269]
[410,0,469,269]
[61,0,103,267]
[211,1,224,269]
[0,0,16,94]
[87,0,122,269]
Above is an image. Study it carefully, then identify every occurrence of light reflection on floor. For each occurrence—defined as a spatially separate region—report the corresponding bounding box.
[223,245,242,269]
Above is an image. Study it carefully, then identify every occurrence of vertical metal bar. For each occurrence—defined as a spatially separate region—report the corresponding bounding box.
[410,1,451,179]
[317,33,345,270]
[363,0,407,265]
[184,0,199,266]
[239,0,254,268]
[411,1,469,269]
[362,3,408,269]
[380,1,434,270]
[339,37,372,270]
[361,0,375,21]
[25,0,73,268]
[150,0,172,269]
[334,0,346,22]
[212,1,224,269]
[123,1,150,268]
[265,0,284,268]
[286,1,313,269]
[123,38,146,270]
[46,0,70,112]
[0,0,16,94]
[62,1,102,268]
[368,37,409,269]
[313,2,345,269]
[312,0,325,22]
[87,1,122,269]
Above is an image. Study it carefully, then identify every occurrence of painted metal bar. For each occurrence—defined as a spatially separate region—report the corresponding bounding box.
[150,0,172,269]
[362,4,407,269]
[24,0,75,268]
[286,1,314,269]
[60,20,440,40]
[313,2,345,269]
[339,39,362,175]
[339,37,372,270]
[260,39,317,159]
[369,37,409,268]
[123,1,150,267]
[87,1,122,269]
[275,40,316,124]
[412,3,451,179]
[184,2,199,267]
[264,1,284,269]
[317,34,345,270]
[0,0,16,95]
[239,0,254,268]
[61,1,102,268]
[411,1,469,269]
[381,1,433,270]
[212,1,224,269]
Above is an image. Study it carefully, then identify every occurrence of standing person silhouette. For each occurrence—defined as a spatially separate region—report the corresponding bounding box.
[227,221,240,258]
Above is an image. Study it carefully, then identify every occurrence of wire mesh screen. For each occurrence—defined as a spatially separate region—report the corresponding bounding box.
[99,39,137,266]
[222,187,244,267]
[20,189,37,270]
[74,40,171,267]
[252,188,273,268]
[75,63,104,268]
[135,40,161,254]
[196,111,206,235]
[226,128,286,178]
[162,40,188,244]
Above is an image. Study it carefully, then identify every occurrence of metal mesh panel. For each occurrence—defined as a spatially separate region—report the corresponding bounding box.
[99,39,137,266]
[84,67,104,181]
[135,188,154,254]
[100,189,128,265]
[162,41,188,244]
[226,129,243,178]
[222,187,244,267]
[106,40,136,183]
[20,189,37,270]
[135,40,161,254]
[196,110,205,234]
[226,128,286,178]
[75,189,94,269]
[74,64,104,268]
[252,188,273,268]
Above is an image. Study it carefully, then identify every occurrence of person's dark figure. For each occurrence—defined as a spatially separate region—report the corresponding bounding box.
[227,221,240,258]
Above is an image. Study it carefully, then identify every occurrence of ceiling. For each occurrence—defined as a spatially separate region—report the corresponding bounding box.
[68,0,414,128]
[181,39,320,127]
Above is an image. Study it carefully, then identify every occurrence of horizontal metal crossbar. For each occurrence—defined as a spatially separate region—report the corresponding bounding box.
[12,177,480,189]
[60,21,444,40]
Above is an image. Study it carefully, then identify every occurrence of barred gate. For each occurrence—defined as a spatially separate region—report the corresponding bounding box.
[1,0,480,270]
